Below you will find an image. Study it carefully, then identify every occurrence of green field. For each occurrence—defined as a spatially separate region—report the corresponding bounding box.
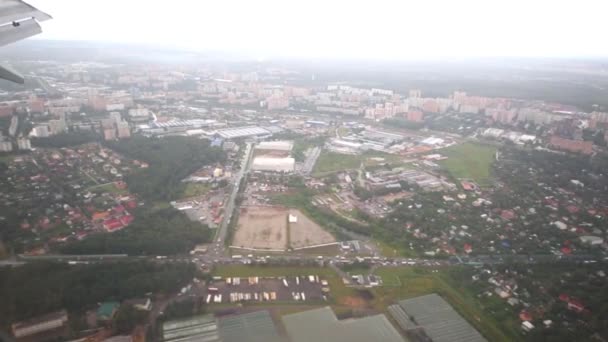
[88,182,128,195]
[180,183,211,198]
[313,151,362,176]
[372,267,519,342]
[437,142,497,187]
[313,150,407,176]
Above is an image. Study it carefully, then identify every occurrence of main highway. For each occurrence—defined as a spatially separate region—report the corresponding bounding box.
[210,142,254,257]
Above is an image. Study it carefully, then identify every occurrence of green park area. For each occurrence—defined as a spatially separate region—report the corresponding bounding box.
[313,151,362,176]
[211,265,517,341]
[88,182,128,195]
[313,150,408,177]
[437,142,497,187]
[180,183,211,198]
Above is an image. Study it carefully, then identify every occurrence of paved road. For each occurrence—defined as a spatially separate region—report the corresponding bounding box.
[211,142,254,256]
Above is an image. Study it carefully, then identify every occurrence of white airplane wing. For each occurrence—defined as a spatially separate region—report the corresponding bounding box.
[0,0,51,83]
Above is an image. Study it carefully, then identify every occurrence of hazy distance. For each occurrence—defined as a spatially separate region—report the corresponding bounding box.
[27,0,608,60]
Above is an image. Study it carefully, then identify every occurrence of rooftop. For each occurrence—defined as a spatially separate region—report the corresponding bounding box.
[393,294,486,342]
[162,314,220,342]
[218,310,283,342]
[282,306,403,342]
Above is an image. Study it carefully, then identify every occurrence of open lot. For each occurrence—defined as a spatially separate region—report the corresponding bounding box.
[437,142,496,187]
[232,206,288,250]
[289,209,336,249]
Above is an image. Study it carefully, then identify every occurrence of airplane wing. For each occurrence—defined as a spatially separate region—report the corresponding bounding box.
[0,0,51,83]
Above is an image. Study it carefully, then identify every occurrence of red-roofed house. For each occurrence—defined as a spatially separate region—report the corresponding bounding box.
[566,205,580,214]
[114,181,128,189]
[519,310,533,321]
[561,246,572,255]
[501,210,516,220]
[113,205,125,214]
[461,181,477,191]
[119,215,134,226]
[125,200,138,209]
[568,299,585,313]
[92,211,110,221]
[464,243,473,254]
[103,218,124,232]
[549,136,593,155]
[559,293,570,302]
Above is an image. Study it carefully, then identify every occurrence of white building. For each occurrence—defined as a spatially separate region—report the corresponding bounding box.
[30,125,50,138]
[17,138,31,150]
[580,235,604,245]
[255,140,294,152]
[0,141,12,152]
[252,157,295,172]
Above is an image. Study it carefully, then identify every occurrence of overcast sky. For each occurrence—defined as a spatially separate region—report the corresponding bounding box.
[27,0,608,59]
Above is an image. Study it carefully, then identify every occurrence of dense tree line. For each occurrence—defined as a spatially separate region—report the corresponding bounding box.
[104,136,226,201]
[31,131,100,148]
[0,261,195,327]
[60,208,212,255]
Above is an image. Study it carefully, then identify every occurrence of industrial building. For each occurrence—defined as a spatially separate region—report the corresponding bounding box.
[389,293,486,342]
[252,157,295,173]
[216,126,272,139]
[282,306,404,342]
[255,140,294,153]
[218,310,283,342]
[162,311,283,342]
[162,315,221,342]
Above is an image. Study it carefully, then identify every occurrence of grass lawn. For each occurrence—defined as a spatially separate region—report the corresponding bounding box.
[372,267,520,342]
[88,182,128,195]
[337,127,350,137]
[313,150,408,177]
[374,238,418,258]
[437,142,497,187]
[180,183,210,198]
[0,154,14,163]
[313,151,362,176]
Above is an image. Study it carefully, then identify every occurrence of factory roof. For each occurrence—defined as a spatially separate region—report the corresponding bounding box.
[394,294,486,342]
[283,307,403,342]
[217,126,271,139]
[255,140,294,151]
[218,310,283,342]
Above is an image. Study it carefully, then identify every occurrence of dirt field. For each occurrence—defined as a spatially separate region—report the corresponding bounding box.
[289,209,336,249]
[233,206,288,250]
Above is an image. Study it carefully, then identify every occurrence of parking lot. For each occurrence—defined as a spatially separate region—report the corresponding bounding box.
[205,275,329,304]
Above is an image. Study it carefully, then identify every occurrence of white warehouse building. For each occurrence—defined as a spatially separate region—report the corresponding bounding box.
[252,157,295,172]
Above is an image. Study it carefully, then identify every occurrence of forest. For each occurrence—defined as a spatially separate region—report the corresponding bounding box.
[104,135,226,201]
[60,207,212,255]
[0,261,195,327]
